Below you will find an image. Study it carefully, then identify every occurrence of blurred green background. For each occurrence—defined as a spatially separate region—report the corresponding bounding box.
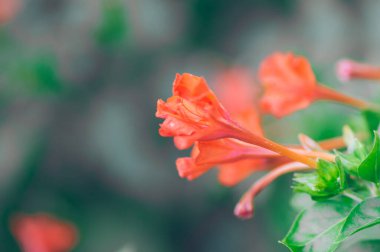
[0,0,379,251]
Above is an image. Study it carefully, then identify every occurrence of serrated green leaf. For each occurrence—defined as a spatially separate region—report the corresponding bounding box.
[337,225,380,252]
[336,197,380,241]
[357,132,380,184]
[281,197,380,252]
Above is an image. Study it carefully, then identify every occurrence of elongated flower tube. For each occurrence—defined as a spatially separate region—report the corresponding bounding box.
[336,59,380,82]
[157,73,317,168]
[177,139,335,186]
[234,162,312,219]
[11,213,78,252]
[259,52,373,118]
[176,139,278,185]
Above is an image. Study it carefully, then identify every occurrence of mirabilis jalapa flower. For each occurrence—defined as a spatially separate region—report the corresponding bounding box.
[156,72,318,166]
[156,70,346,218]
[259,52,375,118]
[11,213,78,252]
[156,73,235,150]
[176,68,277,186]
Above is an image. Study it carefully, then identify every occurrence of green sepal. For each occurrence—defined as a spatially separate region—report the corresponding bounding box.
[335,126,368,177]
[342,125,367,159]
[293,159,346,200]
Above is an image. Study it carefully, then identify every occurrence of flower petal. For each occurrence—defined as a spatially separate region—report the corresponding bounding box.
[218,159,266,186]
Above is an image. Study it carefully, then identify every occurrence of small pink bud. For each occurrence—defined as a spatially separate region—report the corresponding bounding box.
[336,58,380,82]
[234,198,254,219]
[336,59,354,82]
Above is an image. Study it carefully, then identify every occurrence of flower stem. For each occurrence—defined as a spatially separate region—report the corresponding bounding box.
[343,190,363,202]
[234,162,312,219]
[298,133,367,151]
[242,149,335,162]
[292,149,336,162]
[314,84,375,110]
[366,182,379,197]
[233,129,317,168]
[317,136,346,150]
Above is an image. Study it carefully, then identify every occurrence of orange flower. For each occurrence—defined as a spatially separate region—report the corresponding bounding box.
[158,72,318,170]
[176,139,277,186]
[218,160,266,186]
[259,52,371,118]
[259,52,316,117]
[214,68,263,133]
[11,213,78,252]
[175,69,278,186]
[156,73,239,150]
[336,59,380,82]
[157,71,345,219]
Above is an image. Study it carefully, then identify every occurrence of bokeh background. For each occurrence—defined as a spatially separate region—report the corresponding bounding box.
[1,0,380,251]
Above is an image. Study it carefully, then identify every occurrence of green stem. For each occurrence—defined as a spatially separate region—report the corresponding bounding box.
[367,183,378,197]
[343,190,363,202]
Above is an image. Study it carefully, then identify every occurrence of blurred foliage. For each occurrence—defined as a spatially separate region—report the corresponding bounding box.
[188,0,296,49]
[0,0,379,251]
[8,54,63,95]
[95,0,128,48]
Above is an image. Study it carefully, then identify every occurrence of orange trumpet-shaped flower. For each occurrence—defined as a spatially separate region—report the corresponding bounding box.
[157,72,318,168]
[11,213,78,252]
[156,73,238,150]
[175,69,276,186]
[259,52,372,118]
[176,137,336,186]
[259,52,316,117]
[336,59,380,82]
[176,139,277,186]
[214,68,264,134]
[173,69,325,185]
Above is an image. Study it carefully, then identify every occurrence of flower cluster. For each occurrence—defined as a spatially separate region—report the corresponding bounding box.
[156,52,380,219]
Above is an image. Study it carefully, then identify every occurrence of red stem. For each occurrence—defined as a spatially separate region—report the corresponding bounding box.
[234,162,312,219]
[314,84,374,110]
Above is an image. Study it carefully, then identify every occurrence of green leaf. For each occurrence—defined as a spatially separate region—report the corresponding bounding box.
[293,159,346,200]
[357,132,380,184]
[362,109,380,132]
[337,224,380,251]
[281,197,380,252]
[337,197,380,241]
